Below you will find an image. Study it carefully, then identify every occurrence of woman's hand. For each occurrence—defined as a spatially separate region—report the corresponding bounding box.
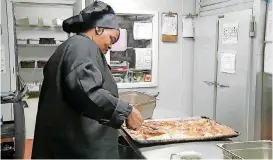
[126,107,144,130]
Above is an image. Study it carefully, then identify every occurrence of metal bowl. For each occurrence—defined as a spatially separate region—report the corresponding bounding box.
[119,91,159,120]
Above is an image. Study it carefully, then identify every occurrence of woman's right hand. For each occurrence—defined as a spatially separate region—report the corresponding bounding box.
[126,107,144,130]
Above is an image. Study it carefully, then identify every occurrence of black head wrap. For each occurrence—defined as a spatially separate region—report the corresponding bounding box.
[62,1,119,33]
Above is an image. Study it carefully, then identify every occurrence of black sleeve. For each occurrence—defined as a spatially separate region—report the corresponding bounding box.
[64,61,132,129]
[63,38,132,129]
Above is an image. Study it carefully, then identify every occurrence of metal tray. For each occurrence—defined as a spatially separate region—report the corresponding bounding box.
[217,140,272,159]
[122,116,240,145]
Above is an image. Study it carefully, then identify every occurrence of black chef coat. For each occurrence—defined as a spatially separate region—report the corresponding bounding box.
[31,33,132,159]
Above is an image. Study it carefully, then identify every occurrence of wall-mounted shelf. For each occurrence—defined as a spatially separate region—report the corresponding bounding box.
[18,44,59,47]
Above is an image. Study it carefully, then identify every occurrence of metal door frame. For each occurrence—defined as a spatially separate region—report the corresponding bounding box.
[249,0,267,141]
[5,0,17,91]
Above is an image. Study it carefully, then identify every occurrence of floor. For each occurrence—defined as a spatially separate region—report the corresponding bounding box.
[24,139,33,159]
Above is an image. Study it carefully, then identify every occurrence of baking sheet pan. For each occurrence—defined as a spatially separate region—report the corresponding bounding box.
[122,116,240,145]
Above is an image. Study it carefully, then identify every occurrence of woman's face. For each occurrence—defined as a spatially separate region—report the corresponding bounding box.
[93,27,120,54]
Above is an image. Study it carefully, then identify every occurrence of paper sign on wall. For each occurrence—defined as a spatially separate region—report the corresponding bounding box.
[182,18,195,38]
[162,14,177,36]
[162,14,178,35]
[0,44,6,74]
[135,48,152,70]
[133,22,153,40]
[220,52,236,74]
[222,22,239,44]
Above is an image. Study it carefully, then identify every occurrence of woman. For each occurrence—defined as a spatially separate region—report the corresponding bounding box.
[31,1,143,159]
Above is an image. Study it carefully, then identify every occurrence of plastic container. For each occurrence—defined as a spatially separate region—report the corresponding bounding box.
[39,38,55,44]
[55,40,65,45]
[52,18,64,27]
[119,91,159,120]
[16,16,38,26]
[40,17,52,27]
[37,60,47,68]
[17,39,28,44]
[118,136,139,159]
[20,60,35,68]
[29,39,39,44]
[28,16,39,26]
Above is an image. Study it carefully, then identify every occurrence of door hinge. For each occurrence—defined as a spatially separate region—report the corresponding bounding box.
[0,25,2,35]
[249,16,256,37]
[217,83,230,88]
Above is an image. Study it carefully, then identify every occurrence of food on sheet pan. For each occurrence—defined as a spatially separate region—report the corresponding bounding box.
[123,118,237,141]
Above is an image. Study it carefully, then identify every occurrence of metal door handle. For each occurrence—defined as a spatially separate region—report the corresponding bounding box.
[218,84,229,88]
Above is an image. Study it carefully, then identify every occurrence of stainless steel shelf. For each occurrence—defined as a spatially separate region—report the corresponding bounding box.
[16,25,62,29]
[19,68,43,71]
[18,44,59,47]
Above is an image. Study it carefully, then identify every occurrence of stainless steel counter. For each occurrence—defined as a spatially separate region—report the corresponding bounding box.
[119,130,231,159]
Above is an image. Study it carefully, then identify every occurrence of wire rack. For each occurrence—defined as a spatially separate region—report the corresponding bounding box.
[18,44,59,47]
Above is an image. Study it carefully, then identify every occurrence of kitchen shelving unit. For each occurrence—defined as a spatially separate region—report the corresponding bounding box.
[1,0,84,159]
[13,1,76,96]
